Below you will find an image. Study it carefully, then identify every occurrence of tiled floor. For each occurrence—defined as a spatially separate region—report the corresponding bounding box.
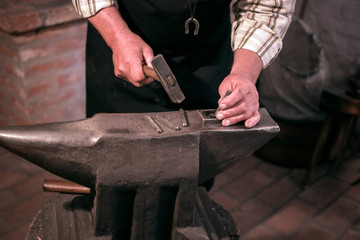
[1,142,360,239]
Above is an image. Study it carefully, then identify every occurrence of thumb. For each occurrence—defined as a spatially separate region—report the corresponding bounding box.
[143,48,154,67]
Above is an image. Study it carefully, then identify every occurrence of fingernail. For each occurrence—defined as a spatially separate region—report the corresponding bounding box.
[223,120,231,126]
[217,113,224,120]
[219,104,227,110]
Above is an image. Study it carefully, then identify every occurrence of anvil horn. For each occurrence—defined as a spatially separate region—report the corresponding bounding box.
[0,119,99,187]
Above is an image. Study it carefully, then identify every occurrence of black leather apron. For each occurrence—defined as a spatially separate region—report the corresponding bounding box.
[86,0,232,117]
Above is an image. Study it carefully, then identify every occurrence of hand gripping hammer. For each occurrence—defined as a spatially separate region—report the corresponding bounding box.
[143,54,185,104]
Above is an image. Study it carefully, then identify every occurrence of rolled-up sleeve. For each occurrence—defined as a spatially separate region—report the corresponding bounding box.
[72,0,117,18]
[231,0,296,69]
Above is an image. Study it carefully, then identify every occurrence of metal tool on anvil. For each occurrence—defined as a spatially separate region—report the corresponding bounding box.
[0,109,279,240]
[143,54,185,104]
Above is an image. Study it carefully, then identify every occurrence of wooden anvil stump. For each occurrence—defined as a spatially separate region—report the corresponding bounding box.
[0,108,279,240]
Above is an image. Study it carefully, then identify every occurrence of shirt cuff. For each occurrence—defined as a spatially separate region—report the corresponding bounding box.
[231,20,283,69]
[72,0,117,18]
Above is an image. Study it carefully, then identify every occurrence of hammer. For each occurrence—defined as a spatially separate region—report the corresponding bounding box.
[143,54,185,104]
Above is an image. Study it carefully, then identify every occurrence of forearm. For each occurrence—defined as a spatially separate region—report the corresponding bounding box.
[231,48,263,84]
[88,7,132,51]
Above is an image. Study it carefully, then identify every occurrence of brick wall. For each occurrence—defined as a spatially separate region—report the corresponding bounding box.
[0,0,87,126]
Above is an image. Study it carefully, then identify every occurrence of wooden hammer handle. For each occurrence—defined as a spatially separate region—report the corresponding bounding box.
[143,65,159,81]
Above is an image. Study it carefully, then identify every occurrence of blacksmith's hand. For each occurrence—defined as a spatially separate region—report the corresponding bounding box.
[88,7,154,87]
[216,49,262,128]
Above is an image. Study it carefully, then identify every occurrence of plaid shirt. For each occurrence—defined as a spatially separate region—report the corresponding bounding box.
[72,0,295,68]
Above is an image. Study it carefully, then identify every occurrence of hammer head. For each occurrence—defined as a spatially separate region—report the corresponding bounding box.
[151,54,185,104]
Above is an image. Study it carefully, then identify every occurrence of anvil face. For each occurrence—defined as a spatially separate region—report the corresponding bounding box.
[0,108,279,185]
[0,108,279,239]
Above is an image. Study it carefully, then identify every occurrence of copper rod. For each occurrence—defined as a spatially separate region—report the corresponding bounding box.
[43,179,90,195]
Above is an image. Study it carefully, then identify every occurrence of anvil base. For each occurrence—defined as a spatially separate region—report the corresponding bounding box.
[26,187,239,240]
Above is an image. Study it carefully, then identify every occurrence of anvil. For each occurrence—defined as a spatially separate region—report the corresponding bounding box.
[0,108,279,240]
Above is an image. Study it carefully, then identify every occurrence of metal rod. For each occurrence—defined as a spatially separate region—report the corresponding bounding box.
[154,115,181,131]
[179,108,189,127]
[145,115,164,133]
[43,179,90,195]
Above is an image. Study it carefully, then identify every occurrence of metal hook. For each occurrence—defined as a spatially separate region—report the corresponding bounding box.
[185,17,200,35]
